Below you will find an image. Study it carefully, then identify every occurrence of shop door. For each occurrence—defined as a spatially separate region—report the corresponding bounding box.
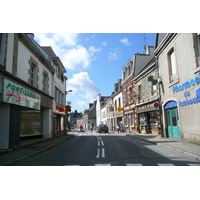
[166,108,181,139]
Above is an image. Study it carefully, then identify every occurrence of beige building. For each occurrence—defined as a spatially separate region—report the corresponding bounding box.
[155,33,200,142]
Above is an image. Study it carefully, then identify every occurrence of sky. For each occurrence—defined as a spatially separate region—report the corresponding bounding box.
[35,33,156,112]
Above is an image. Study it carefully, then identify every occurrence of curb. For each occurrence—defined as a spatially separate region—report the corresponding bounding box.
[157,143,200,162]
[1,135,73,166]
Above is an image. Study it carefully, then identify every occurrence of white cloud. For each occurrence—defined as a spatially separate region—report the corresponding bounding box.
[108,48,121,60]
[67,72,100,103]
[35,33,99,70]
[119,37,131,46]
[102,42,107,46]
[89,46,101,54]
[77,100,88,110]
[61,45,91,70]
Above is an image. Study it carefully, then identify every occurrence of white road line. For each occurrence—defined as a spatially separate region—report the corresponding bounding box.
[188,163,200,166]
[95,164,111,166]
[98,141,100,146]
[65,165,80,166]
[102,148,105,158]
[96,148,100,158]
[157,163,175,166]
[126,163,143,166]
[101,140,104,146]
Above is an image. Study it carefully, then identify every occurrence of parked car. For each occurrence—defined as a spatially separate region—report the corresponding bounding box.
[97,124,109,133]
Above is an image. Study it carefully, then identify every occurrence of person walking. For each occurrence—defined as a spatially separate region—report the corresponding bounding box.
[80,124,83,132]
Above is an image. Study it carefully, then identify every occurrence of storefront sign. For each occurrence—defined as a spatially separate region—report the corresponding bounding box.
[179,89,200,107]
[137,102,156,112]
[3,79,41,110]
[56,104,65,112]
[172,72,200,94]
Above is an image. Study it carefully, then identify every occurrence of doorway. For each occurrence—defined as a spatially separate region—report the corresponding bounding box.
[165,106,181,139]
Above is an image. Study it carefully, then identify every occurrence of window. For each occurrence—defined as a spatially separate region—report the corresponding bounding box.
[138,85,142,101]
[30,64,37,87]
[196,34,200,66]
[129,87,133,101]
[151,85,157,96]
[124,91,128,106]
[118,97,121,107]
[0,33,6,66]
[43,73,48,93]
[168,48,178,83]
[123,71,126,81]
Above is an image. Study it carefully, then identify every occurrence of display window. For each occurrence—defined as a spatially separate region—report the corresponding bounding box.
[20,110,42,136]
[138,111,158,134]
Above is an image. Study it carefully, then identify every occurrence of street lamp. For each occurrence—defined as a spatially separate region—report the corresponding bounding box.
[65,90,73,94]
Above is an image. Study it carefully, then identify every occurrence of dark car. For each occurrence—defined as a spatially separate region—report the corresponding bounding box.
[97,124,109,133]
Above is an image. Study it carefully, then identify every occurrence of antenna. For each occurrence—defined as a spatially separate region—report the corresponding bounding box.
[142,33,147,54]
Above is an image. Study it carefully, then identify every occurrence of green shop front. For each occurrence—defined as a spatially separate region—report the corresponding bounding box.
[0,78,52,149]
[164,101,181,139]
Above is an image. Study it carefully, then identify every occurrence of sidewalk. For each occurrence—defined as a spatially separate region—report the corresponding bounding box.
[128,133,200,162]
[0,134,73,166]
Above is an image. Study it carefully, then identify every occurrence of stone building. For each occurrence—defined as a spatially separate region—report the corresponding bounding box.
[134,57,160,134]
[122,46,155,133]
[155,33,200,142]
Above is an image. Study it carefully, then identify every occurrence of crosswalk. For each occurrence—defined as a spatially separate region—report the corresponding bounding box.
[64,163,200,166]
[69,131,115,136]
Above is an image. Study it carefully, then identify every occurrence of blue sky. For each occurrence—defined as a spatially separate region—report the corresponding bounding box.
[35,33,155,112]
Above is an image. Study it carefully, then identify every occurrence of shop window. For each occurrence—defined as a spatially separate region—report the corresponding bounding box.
[20,111,42,136]
[168,48,178,83]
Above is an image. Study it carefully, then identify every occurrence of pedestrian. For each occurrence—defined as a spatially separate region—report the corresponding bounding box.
[116,124,120,133]
[90,125,93,132]
[120,124,124,133]
[80,124,83,132]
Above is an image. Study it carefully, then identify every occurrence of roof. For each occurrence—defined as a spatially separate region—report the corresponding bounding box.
[41,46,66,73]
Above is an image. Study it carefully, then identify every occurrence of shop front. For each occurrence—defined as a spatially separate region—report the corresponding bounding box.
[0,78,53,149]
[53,104,66,136]
[137,101,159,134]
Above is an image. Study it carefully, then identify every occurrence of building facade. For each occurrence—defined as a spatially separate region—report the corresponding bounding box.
[41,46,67,137]
[155,33,200,142]
[0,33,55,149]
[134,58,160,134]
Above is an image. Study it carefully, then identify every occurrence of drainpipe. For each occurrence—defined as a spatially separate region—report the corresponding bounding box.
[156,55,164,137]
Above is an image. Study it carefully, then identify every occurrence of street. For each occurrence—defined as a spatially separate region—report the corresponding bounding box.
[9,130,200,166]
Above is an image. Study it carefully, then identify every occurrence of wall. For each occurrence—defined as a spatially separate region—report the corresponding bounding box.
[158,33,200,141]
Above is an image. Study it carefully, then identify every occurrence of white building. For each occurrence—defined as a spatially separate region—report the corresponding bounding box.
[41,47,67,137]
[0,33,67,149]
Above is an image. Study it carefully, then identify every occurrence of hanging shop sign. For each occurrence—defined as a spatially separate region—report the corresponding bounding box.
[3,79,41,110]
[56,104,65,112]
[65,105,71,112]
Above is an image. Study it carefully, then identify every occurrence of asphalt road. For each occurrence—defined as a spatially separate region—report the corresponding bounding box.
[10,131,200,166]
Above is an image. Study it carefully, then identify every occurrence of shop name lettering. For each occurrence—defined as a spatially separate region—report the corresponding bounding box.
[6,82,39,101]
[172,72,200,93]
[179,89,200,107]
[170,73,200,107]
